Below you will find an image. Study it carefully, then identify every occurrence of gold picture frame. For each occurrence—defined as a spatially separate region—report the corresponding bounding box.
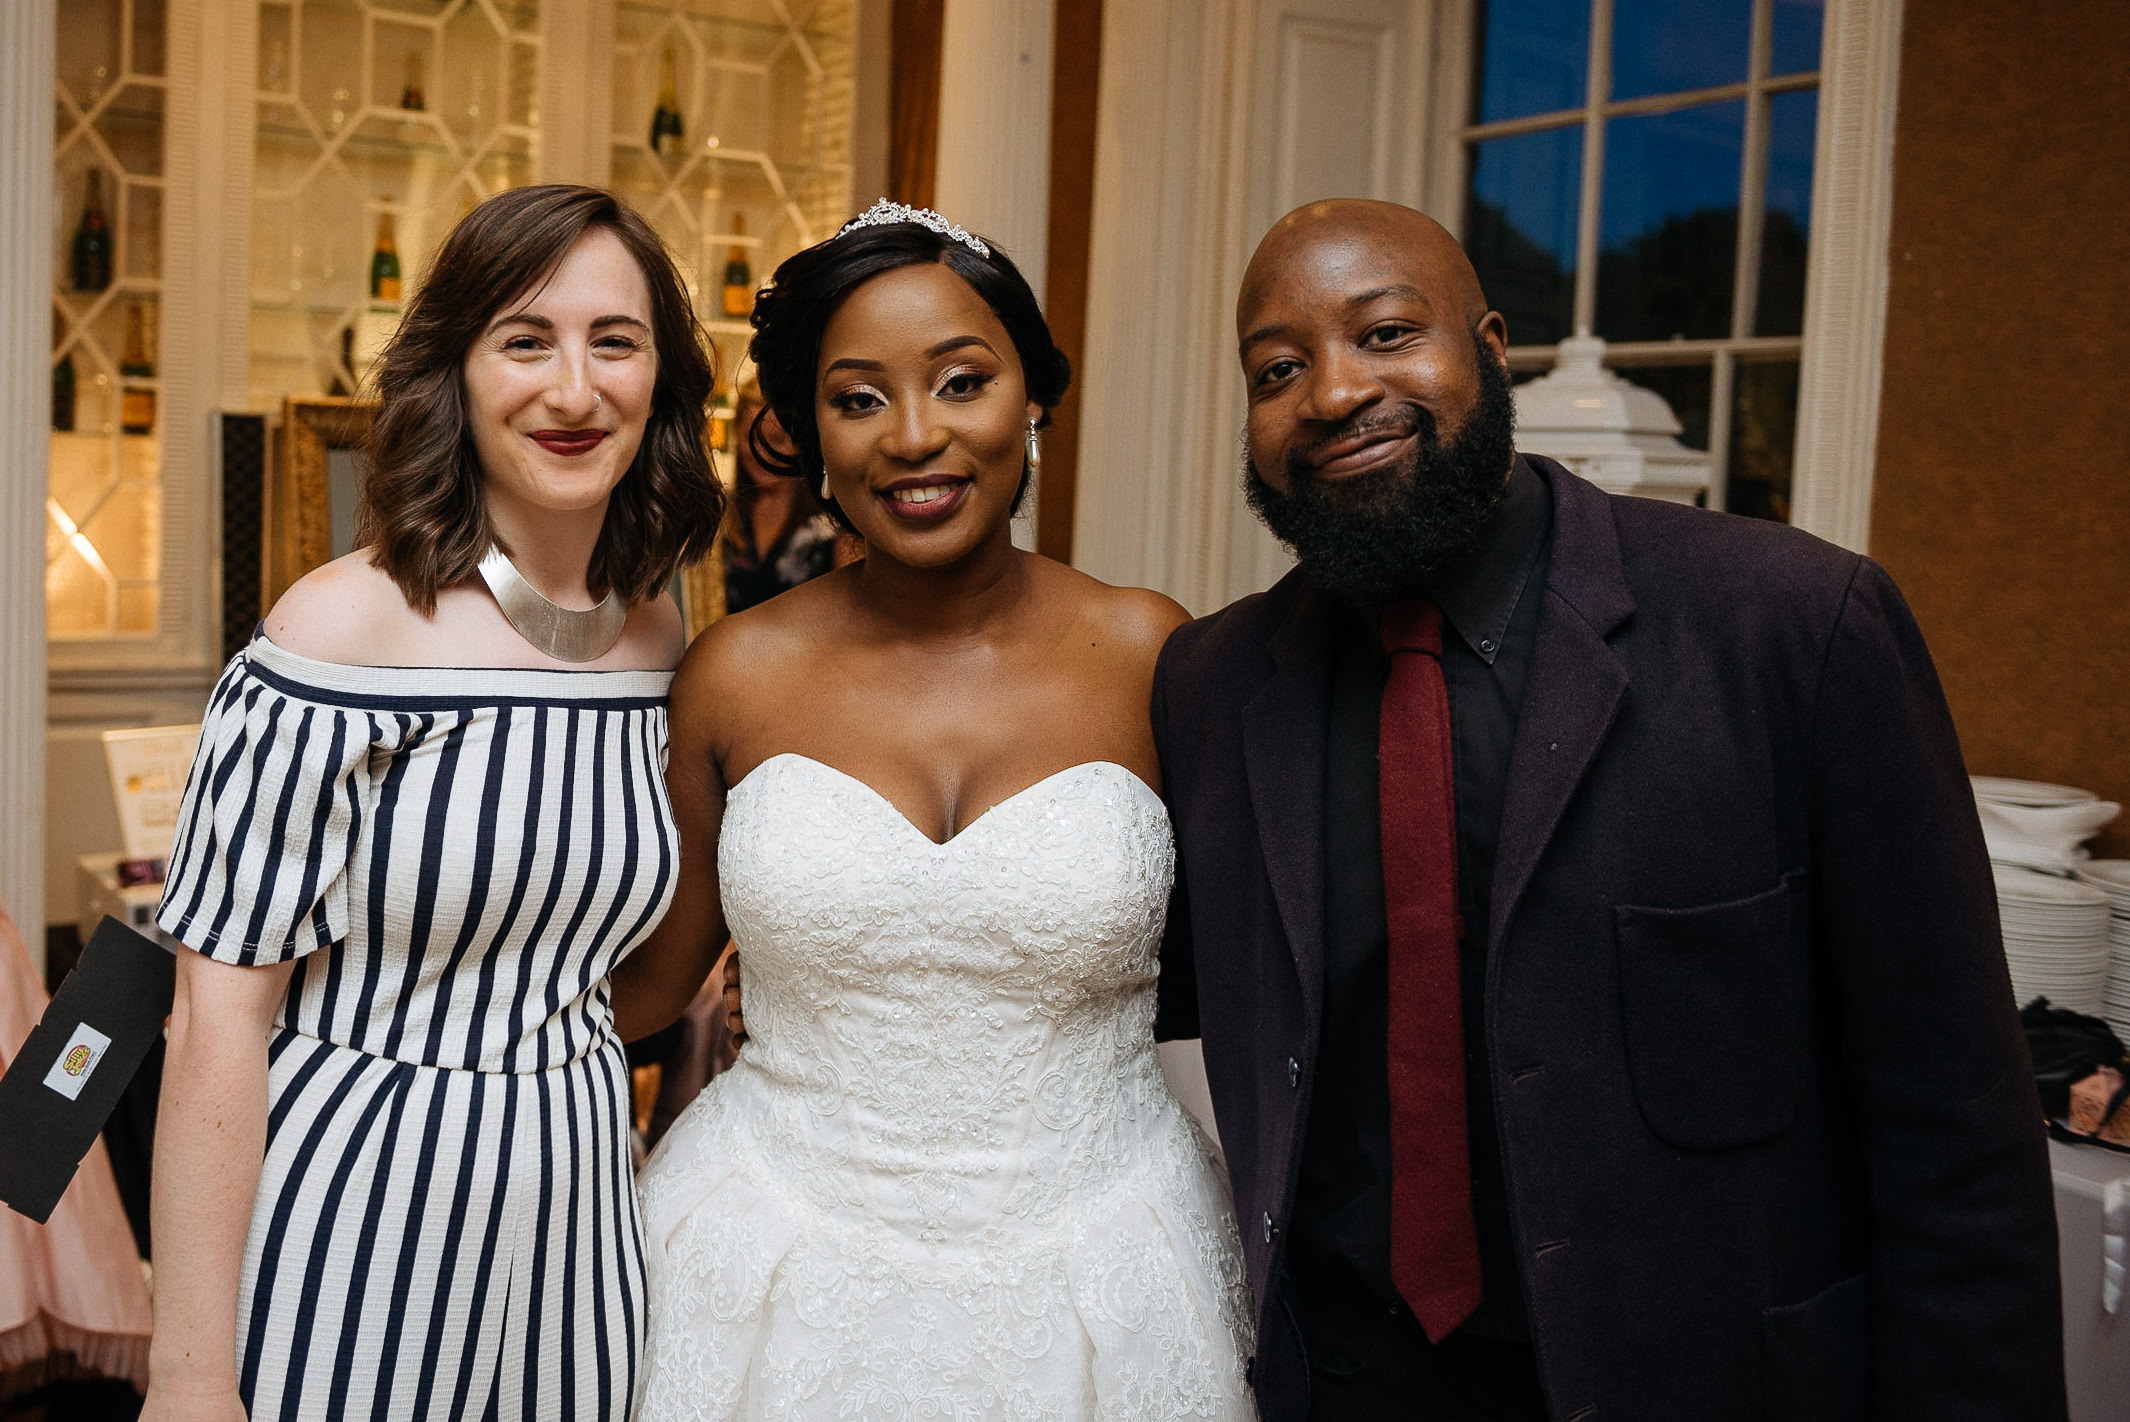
[267,396,376,610]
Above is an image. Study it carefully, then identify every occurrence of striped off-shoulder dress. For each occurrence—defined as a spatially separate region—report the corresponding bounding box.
[156,636,677,1422]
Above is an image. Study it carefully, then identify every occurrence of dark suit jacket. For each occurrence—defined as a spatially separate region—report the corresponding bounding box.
[1152,459,2065,1421]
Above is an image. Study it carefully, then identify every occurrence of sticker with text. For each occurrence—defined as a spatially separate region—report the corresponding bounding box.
[43,1021,114,1102]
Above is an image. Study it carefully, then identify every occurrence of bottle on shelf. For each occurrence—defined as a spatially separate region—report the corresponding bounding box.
[52,349,76,433]
[708,356,732,452]
[721,214,754,319]
[370,212,402,303]
[650,47,684,160]
[119,303,155,435]
[72,168,113,294]
[327,326,353,398]
[401,50,426,111]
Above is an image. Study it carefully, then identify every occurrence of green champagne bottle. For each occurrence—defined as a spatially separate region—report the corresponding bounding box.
[370,212,402,302]
[72,168,112,293]
[52,350,76,432]
[650,48,684,159]
[721,213,753,318]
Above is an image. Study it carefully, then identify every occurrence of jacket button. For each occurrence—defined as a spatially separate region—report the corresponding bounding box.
[1263,1212,1277,1244]
[1287,1057,1300,1088]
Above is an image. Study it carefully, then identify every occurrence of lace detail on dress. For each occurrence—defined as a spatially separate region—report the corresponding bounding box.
[639,756,1255,1420]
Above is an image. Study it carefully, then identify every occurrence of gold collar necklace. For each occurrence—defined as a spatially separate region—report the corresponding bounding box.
[477,545,628,663]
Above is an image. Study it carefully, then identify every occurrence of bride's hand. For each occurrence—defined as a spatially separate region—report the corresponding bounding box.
[722,947,747,1045]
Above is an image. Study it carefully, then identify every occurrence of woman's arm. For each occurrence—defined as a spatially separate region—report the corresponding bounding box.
[610,631,733,1042]
[139,949,295,1422]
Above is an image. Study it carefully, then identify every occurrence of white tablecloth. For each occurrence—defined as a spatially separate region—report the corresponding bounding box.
[2052,1138,2130,1421]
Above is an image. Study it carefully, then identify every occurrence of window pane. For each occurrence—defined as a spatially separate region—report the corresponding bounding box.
[1608,362,1713,451]
[1473,0,1589,123]
[1755,88,1816,337]
[1611,0,1750,101]
[1596,100,1744,341]
[1771,0,1824,75]
[1467,128,1582,347]
[1728,356,1799,521]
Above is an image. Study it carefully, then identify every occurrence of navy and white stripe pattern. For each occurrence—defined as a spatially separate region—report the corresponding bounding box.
[158,637,677,1422]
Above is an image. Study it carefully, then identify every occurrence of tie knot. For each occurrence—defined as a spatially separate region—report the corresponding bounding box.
[1379,597,1443,658]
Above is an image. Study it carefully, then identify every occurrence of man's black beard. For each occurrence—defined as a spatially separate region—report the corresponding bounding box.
[1244,342,1517,604]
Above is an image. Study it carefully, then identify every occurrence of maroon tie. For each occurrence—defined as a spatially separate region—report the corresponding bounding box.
[1377,596,1483,1342]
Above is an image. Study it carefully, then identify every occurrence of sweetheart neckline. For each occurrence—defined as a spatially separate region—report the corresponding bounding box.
[727,752,1164,848]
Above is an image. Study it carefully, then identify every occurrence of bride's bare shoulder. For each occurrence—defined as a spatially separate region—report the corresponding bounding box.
[261,551,427,663]
[671,569,846,705]
[1033,557,1191,666]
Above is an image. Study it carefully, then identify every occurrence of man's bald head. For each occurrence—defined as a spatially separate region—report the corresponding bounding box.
[1237,199,1491,342]
[1233,198,1516,602]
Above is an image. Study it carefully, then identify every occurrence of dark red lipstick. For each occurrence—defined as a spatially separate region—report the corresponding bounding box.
[530,429,608,457]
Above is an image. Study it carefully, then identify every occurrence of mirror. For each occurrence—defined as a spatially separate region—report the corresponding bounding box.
[268,397,376,609]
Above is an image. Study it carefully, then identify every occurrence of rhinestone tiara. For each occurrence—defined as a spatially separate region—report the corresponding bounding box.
[837,198,990,257]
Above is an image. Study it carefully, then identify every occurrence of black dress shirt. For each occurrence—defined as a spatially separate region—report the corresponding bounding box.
[1285,456,1554,1356]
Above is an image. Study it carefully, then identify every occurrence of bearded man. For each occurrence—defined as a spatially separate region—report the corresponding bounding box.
[1151,199,2065,1421]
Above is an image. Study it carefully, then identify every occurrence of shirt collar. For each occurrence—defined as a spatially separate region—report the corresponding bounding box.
[1338,455,1552,667]
[1425,454,1551,666]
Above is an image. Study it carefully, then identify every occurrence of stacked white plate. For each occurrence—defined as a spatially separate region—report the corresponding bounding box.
[1971,776,2121,874]
[1993,864,2112,1015]
[2073,861,2130,1041]
[1972,776,2099,808]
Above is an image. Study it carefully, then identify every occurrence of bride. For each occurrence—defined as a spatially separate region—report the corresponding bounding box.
[612,203,1255,1420]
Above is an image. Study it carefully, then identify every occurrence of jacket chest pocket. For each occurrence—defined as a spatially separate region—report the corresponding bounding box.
[1614,870,1810,1150]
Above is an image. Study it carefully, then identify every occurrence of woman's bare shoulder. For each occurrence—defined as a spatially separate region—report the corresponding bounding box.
[625,591,686,669]
[261,552,425,663]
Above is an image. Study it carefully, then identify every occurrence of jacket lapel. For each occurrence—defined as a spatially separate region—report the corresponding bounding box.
[1491,461,1636,951]
[1242,572,1340,1021]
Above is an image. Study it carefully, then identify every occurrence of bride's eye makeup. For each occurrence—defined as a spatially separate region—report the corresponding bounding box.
[826,384,887,414]
[936,368,994,399]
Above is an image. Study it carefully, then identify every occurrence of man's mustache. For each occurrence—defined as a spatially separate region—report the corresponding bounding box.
[1295,408,1431,464]
[1290,405,1437,482]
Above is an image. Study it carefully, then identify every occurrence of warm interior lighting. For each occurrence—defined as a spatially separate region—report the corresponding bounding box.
[47,496,113,578]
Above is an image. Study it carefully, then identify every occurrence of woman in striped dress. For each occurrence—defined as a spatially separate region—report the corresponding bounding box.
[141,186,719,1422]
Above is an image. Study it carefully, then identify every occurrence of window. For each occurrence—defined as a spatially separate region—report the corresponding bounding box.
[50,0,168,640]
[1459,0,1823,520]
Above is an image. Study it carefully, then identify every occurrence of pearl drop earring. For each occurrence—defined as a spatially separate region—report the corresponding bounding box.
[1025,421,1042,472]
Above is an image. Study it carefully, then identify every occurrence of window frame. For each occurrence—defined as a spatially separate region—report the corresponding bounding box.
[1425,0,1903,548]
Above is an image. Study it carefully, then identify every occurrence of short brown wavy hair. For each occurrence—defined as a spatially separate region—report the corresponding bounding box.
[357,184,722,613]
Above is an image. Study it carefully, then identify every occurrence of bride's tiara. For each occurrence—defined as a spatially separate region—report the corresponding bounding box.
[837,198,990,257]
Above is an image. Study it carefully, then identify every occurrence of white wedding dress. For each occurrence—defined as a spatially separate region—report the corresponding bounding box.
[638,753,1255,1421]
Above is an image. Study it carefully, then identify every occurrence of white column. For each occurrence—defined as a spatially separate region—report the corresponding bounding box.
[539,0,615,187]
[933,0,1055,549]
[161,0,258,660]
[1788,0,1903,552]
[934,0,1055,295]
[1,0,56,965]
[1073,0,1256,612]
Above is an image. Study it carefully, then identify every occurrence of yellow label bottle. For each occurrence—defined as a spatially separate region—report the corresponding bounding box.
[119,302,155,435]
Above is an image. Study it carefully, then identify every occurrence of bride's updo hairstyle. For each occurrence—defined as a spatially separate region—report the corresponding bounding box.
[745,210,1071,532]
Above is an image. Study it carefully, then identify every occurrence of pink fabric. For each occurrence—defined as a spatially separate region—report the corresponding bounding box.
[0,903,153,1390]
